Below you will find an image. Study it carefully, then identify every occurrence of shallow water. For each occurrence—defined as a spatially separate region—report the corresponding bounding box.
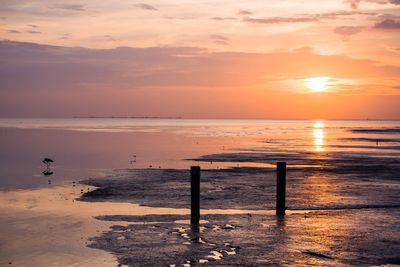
[1,118,399,189]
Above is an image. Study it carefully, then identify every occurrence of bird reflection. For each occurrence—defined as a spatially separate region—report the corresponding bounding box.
[190,224,200,243]
[42,169,53,176]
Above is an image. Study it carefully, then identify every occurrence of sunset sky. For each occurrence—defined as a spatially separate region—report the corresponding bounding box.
[1,0,399,119]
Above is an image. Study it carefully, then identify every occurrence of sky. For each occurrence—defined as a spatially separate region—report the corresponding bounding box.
[0,0,399,119]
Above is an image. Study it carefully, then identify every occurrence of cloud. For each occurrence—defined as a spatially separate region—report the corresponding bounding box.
[344,0,361,9]
[1,41,399,118]
[317,10,376,18]
[243,16,316,24]
[59,33,71,40]
[243,11,375,25]
[135,3,158,11]
[50,4,85,11]
[28,24,39,28]
[7,30,20,34]
[293,46,315,53]
[26,30,41,34]
[104,35,116,41]
[209,34,229,45]
[334,26,364,36]
[375,18,400,29]
[211,17,237,21]
[365,0,400,4]
[237,9,252,15]
[1,40,399,93]
[165,16,198,20]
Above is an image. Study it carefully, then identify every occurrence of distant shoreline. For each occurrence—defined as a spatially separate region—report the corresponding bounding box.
[0,117,400,122]
[72,116,183,119]
[69,117,400,122]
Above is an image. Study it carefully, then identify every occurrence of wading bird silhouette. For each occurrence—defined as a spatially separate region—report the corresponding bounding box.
[42,158,54,167]
[42,158,54,176]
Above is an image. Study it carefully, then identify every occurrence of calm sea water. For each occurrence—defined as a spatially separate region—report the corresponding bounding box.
[0,118,399,189]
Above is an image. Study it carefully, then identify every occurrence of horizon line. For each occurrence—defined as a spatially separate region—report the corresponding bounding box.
[1,116,400,122]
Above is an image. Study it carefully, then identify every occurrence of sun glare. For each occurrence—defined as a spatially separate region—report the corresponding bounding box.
[313,121,325,152]
[305,77,330,93]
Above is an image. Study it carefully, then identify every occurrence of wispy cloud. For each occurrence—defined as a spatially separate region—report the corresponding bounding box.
[26,30,41,34]
[344,0,361,9]
[209,34,229,45]
[211,17,237,21]
[135,3,158,11]
[165,16,198,20]
[50,4,85,12]
[293,46,315,53]
[334,26,364,36]
[237,9,252,15]
[375,18,400,29]
[363,0,400,5]
[244,17,316,24]
[104,35,116,41]
[243,11,376,25]
[59,33,71,40]
[7,29,20,34]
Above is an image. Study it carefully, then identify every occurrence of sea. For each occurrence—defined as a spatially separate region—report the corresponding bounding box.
[0,118,399,190]
[0,118,399,266]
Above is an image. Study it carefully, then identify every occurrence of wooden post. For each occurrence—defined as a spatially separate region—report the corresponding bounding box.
[191,166,200,225]
[276,162,286,216]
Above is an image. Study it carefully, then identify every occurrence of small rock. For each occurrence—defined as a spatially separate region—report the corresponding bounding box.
[222,224,235,230]
[302,250,333,260]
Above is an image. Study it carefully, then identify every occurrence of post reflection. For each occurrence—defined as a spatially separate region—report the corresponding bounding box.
[190,224,200,243]
[312,121,325,152]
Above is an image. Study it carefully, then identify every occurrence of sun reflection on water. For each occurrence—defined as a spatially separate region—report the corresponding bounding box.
[313,121,325,152]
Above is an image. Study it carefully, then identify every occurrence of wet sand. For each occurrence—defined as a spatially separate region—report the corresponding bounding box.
[80,161,400,211]
[89,210,400,266]
[78,156,400,266]
[0,184,119,266]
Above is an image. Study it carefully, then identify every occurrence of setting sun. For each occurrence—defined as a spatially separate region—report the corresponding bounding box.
[305,77,330,93]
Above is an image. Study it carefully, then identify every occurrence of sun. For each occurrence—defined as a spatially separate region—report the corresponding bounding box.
[305,77,330,93]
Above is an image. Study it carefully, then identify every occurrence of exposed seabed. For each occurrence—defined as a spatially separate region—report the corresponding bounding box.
[78,162,400,266]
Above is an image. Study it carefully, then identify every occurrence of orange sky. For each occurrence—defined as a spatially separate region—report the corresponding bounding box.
[0,0,399,119]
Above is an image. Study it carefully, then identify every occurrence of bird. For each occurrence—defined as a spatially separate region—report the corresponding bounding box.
[42,158,54,167]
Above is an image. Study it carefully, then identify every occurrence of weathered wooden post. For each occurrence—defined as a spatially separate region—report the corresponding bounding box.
[276,162,286,216]
[191,166,201,225]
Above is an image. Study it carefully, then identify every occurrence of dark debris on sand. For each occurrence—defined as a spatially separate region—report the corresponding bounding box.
[89,210,400,266]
